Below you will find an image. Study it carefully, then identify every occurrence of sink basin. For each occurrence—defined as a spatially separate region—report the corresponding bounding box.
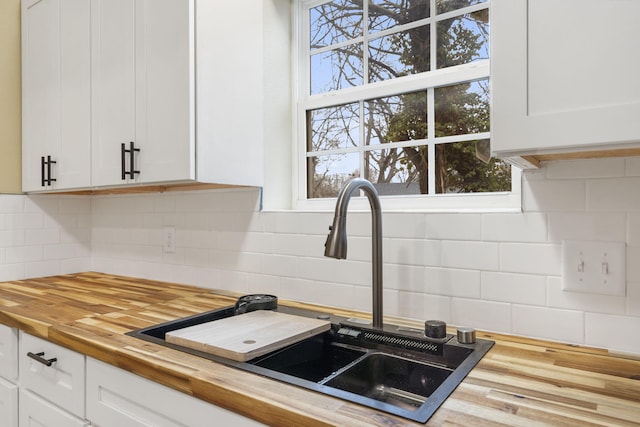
[324,352,452,410]
[127,305,493,423]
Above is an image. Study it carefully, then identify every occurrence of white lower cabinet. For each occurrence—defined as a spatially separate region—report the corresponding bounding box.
[0,324,18,427]
[0,377,18,426]
[19,389,89,427]
[0,328,265,426]
[18,332,86,420]
[87,358,265,427]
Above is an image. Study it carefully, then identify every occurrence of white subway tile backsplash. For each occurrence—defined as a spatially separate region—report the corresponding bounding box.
[500,243,561,275]
[624,157,640,176]
[25,260,62,278]
[24,228,60,245]
[626,246,640,283]
[384,213,426,238]
[384,264,425,292]
[0,196,25,213]
[0,231,25,247]
[513,305,584,344]
[315,281,356,310]
[279,277,317,305]
[451,298,511,332]
[0,156,637,354]
[247,273,281,297]
[547,277,626,314]
[585,313,640,354]
[424,213,481,241]
[0,264,25,281]
[392,291,427,321]
[7,213,43,230]
[545,158,625,180]
[481,272,546,305]
[423,294,452,323]
[587,177,640,212]
[626,281,640,317]
[274,233,318,257]
[334,259,371,287]
[384,238,440,266]
[522,179,586,212]
[481,213,547,243]
[43,243,78,261]
[441,241,499,271]
[425,267,481,298]
[627,215,640,246]
[549,213,626,242]
[6,246,42,263]
[297,257,337,283]
[262,254,298,278]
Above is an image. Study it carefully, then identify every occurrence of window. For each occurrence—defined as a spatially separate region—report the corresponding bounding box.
[295,0,521,211]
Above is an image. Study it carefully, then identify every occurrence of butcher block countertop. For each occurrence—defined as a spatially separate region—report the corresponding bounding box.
[0,272,638,426]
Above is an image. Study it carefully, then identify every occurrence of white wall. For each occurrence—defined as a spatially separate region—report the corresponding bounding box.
[87,157,640,356]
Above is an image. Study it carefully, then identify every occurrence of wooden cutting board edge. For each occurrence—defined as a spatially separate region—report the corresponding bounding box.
[165,311,331,362]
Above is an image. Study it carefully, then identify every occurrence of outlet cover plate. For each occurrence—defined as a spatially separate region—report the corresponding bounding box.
[561,240,626,296]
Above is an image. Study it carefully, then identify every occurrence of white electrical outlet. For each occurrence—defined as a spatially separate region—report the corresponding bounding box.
[561,240,626,296]
[163,227,176,253]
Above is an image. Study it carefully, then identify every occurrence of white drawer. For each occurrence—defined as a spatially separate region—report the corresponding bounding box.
[19,333,86,418]
[19,389,89,427]
[87,357,265,427]
[0,377,18,427]
[0,324,18,381]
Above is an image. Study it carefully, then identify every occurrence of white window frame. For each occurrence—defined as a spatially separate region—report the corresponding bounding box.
[292,0,522,212]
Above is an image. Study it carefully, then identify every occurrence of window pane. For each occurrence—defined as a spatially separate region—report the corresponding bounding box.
[368,24,430,83]
[437,9,489,69]
[436,0,487,15]
[434,140,510,194]
[310,0,363,49]
[364,91,427,146]
[369,0,430,33]
[311,44,364,94]
[366,146,428,194]
[435,79,489,137]
[308,153,359,198]
[307,103,360,152]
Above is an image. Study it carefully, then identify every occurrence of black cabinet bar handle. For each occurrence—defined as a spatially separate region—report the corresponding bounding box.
[121,141,141,180]
[41,156,57,187]
[121,143,126,180]
[27,351,57,367]
[46,155,56,185]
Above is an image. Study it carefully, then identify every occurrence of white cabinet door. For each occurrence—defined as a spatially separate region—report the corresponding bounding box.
[21,0,91,192]
[19,390,88,427]
[87,358,265,427]
[91,0,194,187]
[0,378,17,427]
[19,333,86,419]
[0,324,18,381]
[90,0,136,187]
[491,0,640,158]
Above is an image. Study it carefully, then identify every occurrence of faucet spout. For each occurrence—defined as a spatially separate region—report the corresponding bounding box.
[324,178,383,329]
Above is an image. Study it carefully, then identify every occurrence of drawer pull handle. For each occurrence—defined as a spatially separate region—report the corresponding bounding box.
[27,351,57,367]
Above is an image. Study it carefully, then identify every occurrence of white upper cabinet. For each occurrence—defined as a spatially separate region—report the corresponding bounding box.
[21,0,91,192]
[91,0,194,187]
[21,0,286,192]
[491,0,640,162]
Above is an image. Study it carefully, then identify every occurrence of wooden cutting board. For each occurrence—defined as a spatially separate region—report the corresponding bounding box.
[165,310,331,362]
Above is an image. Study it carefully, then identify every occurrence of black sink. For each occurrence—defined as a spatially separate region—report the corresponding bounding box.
[127,305,493,423]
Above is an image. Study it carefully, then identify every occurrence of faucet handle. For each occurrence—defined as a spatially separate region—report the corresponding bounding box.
[424,320,447,339]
